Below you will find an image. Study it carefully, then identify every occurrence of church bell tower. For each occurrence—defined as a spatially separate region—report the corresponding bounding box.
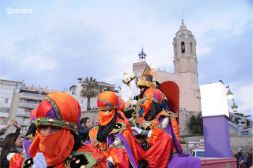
[173,20,198,74]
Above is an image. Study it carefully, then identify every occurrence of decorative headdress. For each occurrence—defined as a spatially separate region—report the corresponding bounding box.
[143,88,163,104]
[122,73,136,85]
[137,69,155,88]
[139,88,163,119]
[33,92,81,132]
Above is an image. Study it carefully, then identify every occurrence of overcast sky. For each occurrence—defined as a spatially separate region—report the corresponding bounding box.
[0,0,252,117]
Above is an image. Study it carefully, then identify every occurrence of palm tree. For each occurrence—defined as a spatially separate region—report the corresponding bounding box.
[80,77,99,111]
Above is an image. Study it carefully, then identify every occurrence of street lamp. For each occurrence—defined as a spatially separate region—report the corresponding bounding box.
[226,86,234,100]
[231,98,238,112]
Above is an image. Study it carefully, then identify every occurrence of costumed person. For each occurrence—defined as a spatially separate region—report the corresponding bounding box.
[89,91,147,168]
[136,84,201,168]
[136,70,182,152]
[22,108,38,161]
[0,123,23,168]
[131,88,174,168]
[10,92,107,168]
[136,71,155,99]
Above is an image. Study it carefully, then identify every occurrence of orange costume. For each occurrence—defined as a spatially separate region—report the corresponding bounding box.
[89,91,145,168]
[10,92,107,168]
[135,88,177,168]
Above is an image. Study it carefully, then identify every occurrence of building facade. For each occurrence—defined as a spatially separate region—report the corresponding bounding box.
[0,79,22,130]
[0,79,58,135]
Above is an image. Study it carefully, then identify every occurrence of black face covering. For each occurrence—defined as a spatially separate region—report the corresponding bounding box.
[25,123,37,137]
[144,101,162,121]
[97,114,117,142]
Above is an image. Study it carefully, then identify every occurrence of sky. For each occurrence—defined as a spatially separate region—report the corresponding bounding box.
[0,0,252,117]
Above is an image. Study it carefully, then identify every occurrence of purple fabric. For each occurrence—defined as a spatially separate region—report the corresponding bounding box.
[159,115,183,155]
[85,139,91,144]
[45,109,57,119]
[23,139,32,159]
[203,116,232,157]
[166,125,184,154]
[107,135,114,146]
[167,154,201,168]
[30,116,36,121]
[115,134,138,168]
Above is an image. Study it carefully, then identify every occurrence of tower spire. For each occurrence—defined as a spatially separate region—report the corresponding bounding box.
[138,47,146,61]
[180,19,187,30]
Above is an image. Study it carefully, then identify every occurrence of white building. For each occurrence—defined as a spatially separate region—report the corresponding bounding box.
[0,79,22,130]
[0,79,58,135]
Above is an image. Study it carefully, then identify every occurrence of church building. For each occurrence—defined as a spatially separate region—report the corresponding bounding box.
[133,20,201,135]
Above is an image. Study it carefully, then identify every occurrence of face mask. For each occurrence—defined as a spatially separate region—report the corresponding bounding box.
[98,109,116,126]
[29,129,74,166]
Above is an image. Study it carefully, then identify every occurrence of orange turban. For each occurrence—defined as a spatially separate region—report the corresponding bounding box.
[30,92,80,166]
[97,91,118,126]
[33,92,81,132]
[140,88,163,117]
[143,88,163,104]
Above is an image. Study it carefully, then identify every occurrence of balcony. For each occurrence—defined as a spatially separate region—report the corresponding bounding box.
[16,112,30,118]
[0,112,9,118]
[18,102,39,109]
[19,92,45,100]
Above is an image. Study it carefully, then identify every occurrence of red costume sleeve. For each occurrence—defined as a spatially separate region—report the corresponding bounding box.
[145,128,173,168]
[107,147,129,168]
[9,153,24,168]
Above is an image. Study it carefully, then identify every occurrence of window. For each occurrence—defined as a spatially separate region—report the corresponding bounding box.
[174,44,177,55]
[181,41,185,53]
[190,42,193,53]
[4,98,8,103]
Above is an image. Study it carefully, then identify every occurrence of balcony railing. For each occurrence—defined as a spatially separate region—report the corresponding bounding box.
[18,102,39,109]
[19,92,45,100]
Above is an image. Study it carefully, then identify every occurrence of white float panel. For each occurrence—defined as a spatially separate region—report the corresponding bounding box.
[200,82,229,117]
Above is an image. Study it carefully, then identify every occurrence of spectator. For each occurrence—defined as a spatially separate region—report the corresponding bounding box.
[78,117,91,143]
[0,120,20,136]
[246,152,252,168]
[0,127,23,167]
